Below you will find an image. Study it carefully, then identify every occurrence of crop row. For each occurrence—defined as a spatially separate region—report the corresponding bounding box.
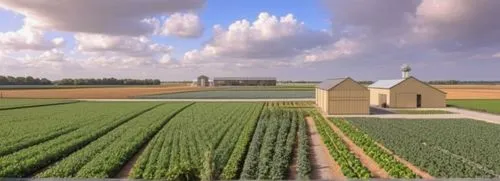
[268,102,311,179]
[0,99,77,110]
[219,103,263,179]
[347,118,499,178]
[129,103,263,180]
[0,102,140,157]
[37,103,191,178]
[0,102,161,177]
[296,110,311,179]
[240,106,299,180]
[329,118,416,178]
[267,101,314,108]
[309,111,371,178]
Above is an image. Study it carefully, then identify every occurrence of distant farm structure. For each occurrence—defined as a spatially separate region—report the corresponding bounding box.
[197,75,209,87]
[315,64,447,115]
[213,77,277,86]
[368,65,446,108]
[316,77,370,115]
[195,76,277,87]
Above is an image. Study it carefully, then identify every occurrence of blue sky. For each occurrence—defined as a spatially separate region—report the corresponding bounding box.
[0,0,499,81]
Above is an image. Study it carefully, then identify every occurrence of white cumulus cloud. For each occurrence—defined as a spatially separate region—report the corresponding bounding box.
[182,12,333,65]
[162,13,203,38]
[0,22,64,51]
[0,0,205,36]
[74,33,172,57]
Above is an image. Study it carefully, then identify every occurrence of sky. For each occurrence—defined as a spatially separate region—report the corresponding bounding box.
[0,0,499,81]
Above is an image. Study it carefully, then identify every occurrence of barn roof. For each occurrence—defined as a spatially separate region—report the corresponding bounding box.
[213,77,276,81]
[368,77,446,94]
[316,78,348,90]
[368,79,406,89]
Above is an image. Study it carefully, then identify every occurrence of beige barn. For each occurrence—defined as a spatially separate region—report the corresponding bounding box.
[316,77,370,115]
[368,76,446,108]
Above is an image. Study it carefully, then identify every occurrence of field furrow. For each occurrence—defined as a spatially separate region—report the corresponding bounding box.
[129,102,263,180]
[37,103,191,178]
[0,102,161,177]
[347,118,500,178]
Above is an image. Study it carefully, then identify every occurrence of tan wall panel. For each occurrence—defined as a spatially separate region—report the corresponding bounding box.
[329,100,369,115]
[395,93,417,108]
[369,88,391,106]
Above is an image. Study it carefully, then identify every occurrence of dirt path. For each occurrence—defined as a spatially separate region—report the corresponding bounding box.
[324,118,391,179]
[287,132,299,180]
[115,142,149,178]
[305,117,345,180]
[374,142,434,179]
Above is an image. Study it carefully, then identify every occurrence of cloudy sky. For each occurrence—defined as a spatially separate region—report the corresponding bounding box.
[0,0,499,81]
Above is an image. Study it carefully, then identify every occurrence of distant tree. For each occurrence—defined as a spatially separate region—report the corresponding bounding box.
[0,75,52,85]
[55,77,161,85]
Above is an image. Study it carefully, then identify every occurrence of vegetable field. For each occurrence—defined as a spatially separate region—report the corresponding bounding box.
[0,99,77,110]
[0,102,162,177]
[309,111,371,178]
[0,101,314,180]
[347,118,500,178]
[3,99,499,180]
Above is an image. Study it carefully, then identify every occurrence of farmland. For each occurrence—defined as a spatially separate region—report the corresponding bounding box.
[0,101,314,180]
[0,99,77,110]
[347,118,500,178]
[2,98,500,180]
[140,90,314,99]
[0,85,199,99]
[436,85,500,99]
[448,99,500,114]
[0,102,163,177]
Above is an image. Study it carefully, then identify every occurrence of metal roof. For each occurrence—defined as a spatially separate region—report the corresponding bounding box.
[316,78,347,90]
[213,77,276,81]
[368,79,406,89]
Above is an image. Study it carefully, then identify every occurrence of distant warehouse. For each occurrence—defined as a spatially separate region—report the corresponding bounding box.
[213,77,277,86]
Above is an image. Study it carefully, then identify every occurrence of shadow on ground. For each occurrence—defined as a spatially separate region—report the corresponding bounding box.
[370,107,395,115]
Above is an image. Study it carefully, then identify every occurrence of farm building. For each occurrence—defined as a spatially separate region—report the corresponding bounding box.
[213,77,277,86]
[368,77,446,108]
[316,77,370,115]
[197,75,209,87]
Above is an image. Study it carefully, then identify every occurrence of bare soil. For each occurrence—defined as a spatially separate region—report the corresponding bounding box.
[0,85,201,99]
[434,85,500,99]
[287,132,299,180]
[323,117,391,179]
[115,142,149,178]
[305,117,345,180]
[374,142,434,179]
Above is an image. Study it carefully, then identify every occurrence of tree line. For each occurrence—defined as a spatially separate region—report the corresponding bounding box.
[0,76,52,85]
[0,76,161,85]
[428,80,500,85]
[56,78,161,85]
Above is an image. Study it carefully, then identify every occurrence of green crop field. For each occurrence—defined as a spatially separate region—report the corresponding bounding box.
[139,90,314,99]
[0,101,312,180]
[0,99,77,110]
[346,118,500,178]
[448,99,500,114]
[309,111,371,178]
[2,99,500,180]
[329,118,416,178]
[391,110,453,114]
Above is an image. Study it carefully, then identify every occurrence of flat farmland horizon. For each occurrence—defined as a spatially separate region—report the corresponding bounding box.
[435,85,500,99]
[0,85,201,99]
